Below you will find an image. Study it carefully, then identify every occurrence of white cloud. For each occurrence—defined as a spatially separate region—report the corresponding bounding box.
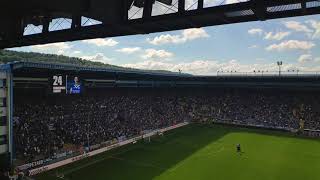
[142,49,174,59]
[123,59,320,75]
[116,47,141,54]
[82,38,118,47]
[248,45,258,49]
[31,42,71,50]
[264,31,291,41]
[73,51,81,54]
[182,28,209,40]
[80,53,113,64]
[28,42,72,55]
[306,20,320,39]
[248,28,263,35]
[298,54,320,64]
[298,54,313,63]
[266,40,315,51]
[147,28,209,45]
[123,60,225,75]
[284,21,313,34]
[147,34,181,45]
[57,50,64,55]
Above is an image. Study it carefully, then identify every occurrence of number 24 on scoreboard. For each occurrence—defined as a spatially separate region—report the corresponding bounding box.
[52,75,66,93]
[53,75,63,86]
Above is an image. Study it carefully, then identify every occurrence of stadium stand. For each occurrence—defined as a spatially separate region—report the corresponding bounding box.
[13,91,187,163]
[1,61,320,176]
[13,88,320,165]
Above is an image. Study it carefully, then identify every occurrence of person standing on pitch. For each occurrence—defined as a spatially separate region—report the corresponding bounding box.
[236,144,241,153]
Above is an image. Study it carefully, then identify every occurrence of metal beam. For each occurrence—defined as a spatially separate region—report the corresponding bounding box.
[198,0,204,9]
[252,0,266,21]
[143,0,154,18]
[0,0,319,49]
[72,15,82,29]
[301,1,307,13]
[42,18,50,33]
[178,0,185,13]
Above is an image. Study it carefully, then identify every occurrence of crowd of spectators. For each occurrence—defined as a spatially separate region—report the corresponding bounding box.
[13,89,320,163]
[13,93,189,163]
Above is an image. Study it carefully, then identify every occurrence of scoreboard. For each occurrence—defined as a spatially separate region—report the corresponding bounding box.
[51,75,82,94]
[52,75,66,93]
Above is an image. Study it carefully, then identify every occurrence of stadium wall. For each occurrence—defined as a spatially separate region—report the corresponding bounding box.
[213,120,320,137]
[0,68,13,170]
[27,122,189,176]
[213,120,295,132]
[302,129,320,137]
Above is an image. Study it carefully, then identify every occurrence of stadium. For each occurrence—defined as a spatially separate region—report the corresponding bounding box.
[1,0,320,179]
[0,61,320,180]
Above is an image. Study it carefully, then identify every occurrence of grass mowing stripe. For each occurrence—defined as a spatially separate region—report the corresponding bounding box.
[110,156,168,171]
[36,124,320,180]
[55,143,147,176]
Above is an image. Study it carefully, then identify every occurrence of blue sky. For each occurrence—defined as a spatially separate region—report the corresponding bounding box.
[9,13,320,75]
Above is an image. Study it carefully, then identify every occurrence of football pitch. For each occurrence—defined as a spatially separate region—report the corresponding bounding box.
[36,124,320,180]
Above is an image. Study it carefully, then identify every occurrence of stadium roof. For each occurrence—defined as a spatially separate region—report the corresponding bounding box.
[1,61,320,78]
[0,61,319,89]
[1,0,320,48]
[0,61,191,77]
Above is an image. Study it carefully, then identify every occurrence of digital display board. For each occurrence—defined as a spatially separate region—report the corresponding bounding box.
[52,75,66,94]
[51,75,82,94]
[66,76,82,94]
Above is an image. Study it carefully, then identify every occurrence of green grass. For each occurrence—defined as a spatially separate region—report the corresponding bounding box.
[36,124,320,180]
